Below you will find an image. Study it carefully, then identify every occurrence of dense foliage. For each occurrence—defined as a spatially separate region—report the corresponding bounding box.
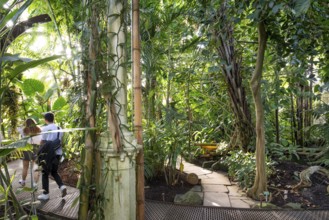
[0,0,328,218]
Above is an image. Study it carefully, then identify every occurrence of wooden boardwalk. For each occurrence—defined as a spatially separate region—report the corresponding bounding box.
[7,159,79,219]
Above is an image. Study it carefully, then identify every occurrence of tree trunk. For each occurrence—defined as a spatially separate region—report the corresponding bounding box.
[214,3,253,151]
[187,67,193,159]
[0,14,51,51]
[247,21,267,200]
[305,59,314,139]
[79,1,98,218]
[145,68,157,122]
[274,70,280,144]
[275,109,279,143]
[291,94,297,145]
[296,84,304,146]
[132,0,145,219]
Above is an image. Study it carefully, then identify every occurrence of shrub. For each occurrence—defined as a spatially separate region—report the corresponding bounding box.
[222,150,275,188]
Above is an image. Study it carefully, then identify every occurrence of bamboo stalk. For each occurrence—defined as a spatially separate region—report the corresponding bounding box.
[79,1,98,218]
[132,0,145,219]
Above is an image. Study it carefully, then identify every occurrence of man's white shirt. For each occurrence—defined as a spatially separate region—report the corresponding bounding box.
[41,123,63,155]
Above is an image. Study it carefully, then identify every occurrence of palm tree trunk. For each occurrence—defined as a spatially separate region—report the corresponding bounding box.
[214,3,253,151]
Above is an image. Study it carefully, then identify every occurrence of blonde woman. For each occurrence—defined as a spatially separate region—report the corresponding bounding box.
[19,118,42,187]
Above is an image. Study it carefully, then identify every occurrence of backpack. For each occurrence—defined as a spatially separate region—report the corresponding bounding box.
[37,127,61,172]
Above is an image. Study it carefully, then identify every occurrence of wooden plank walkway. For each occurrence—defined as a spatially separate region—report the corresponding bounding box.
[7,159,79,219]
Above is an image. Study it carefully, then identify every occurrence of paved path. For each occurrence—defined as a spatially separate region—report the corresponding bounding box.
[178,157,259,208]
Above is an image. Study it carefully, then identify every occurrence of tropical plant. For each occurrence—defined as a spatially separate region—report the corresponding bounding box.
[222,150,275,189]
[0,1,62,219]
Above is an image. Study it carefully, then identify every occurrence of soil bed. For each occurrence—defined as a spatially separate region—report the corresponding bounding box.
[58,160,195,203]
[58,159,80,187]
[268,161,329,209]
[145,175,195,202]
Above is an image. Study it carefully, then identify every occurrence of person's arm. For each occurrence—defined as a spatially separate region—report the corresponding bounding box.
[40,125,47,145]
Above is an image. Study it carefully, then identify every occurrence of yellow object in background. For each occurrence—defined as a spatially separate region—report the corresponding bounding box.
[179,162,184,172]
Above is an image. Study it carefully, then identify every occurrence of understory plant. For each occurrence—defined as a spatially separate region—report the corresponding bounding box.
[268,141,300,161]
[143,121,167,180]
[222,150,275,189]
[143,119,188,185]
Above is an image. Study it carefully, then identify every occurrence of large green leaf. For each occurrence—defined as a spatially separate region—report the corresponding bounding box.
[0,0,8,9]
[293,0,311,17]
[0,54,32,63]
[0,148,15,157]
[52,96,67,110]
[9,55,62,78]
[0,0,33,32]
[22,79,45,96]
[43,84,58,101]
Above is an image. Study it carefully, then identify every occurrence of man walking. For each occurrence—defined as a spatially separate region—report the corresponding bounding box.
[37,112,67,200]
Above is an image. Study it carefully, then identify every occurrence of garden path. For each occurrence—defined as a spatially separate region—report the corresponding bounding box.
[177,157,259,208]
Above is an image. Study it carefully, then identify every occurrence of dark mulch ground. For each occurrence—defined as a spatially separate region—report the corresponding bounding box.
[145,175,195,202]
[58,160,195,203]
[58,159,80,187]
[268,161,329,209]
[57,159,329,209]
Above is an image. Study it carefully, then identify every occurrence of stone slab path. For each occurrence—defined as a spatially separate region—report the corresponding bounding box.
[178,157,259,208]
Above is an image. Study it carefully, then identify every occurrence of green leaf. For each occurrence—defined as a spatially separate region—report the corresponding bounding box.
[208,66,220,73]
[52,96,67,110]
[0,148,15,157]
[0,8,18,32]
[272,4,282,14]
[9,55,62,79]
[43,87,55,101]
[71,195,80,208]
[31,215,38,220]
[22,79,45,96]
[314,84,320,93]
[294,0,311,17]
[0,54,32,63]
[1,138,29,150]
[0,0,33,32]
[0,0,9,9]
[18,215,29,220]
[21,187,36,193]
[281,139,289,147]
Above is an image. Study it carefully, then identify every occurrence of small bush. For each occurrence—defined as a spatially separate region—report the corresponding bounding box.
[222,150,275,188]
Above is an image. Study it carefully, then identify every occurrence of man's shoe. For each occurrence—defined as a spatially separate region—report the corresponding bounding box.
[37,193,49,200]
[60,185,67,198]
[18,179,25,187]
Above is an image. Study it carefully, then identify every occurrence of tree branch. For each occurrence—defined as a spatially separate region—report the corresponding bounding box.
[1,14,51,50]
